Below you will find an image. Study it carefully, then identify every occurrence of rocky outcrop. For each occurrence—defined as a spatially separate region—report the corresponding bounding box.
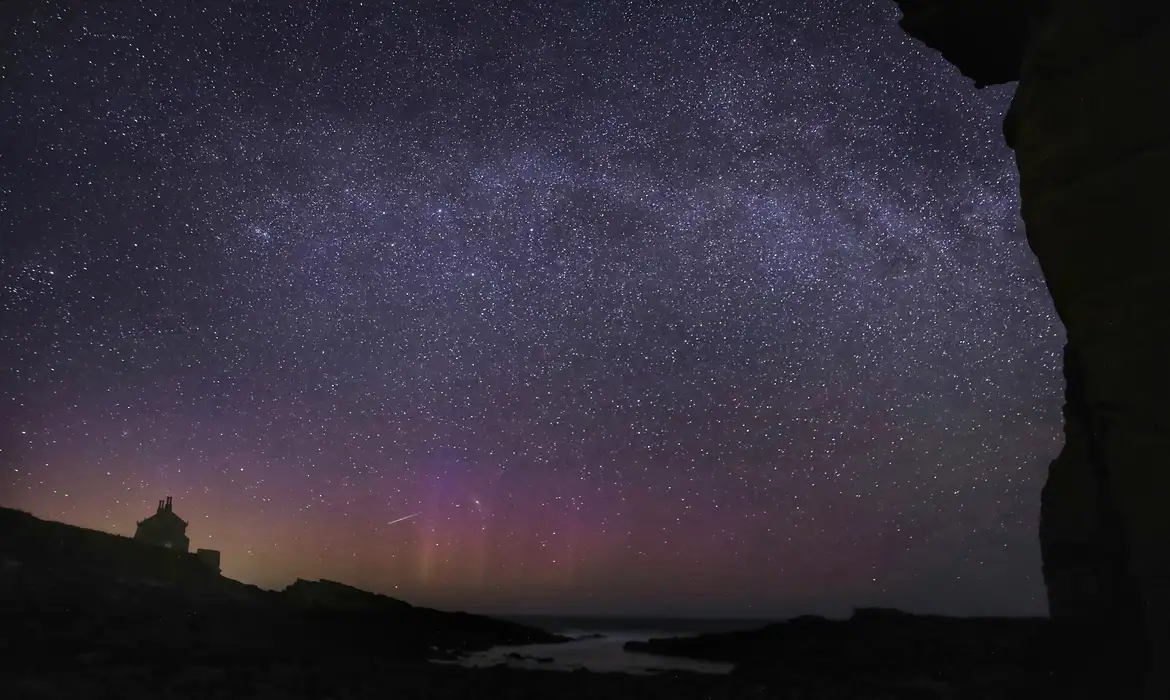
[626,608,1064,696]
[282,578,415,612]
[625,608,1047,666]
[894,3,1170,697]
[893,0,1037,87]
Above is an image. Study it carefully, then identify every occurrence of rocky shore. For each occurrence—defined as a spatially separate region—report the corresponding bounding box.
[625,608,1127,698]
[0,506,1112,698]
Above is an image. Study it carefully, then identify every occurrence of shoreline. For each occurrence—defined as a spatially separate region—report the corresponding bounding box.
[0,505,1084,698]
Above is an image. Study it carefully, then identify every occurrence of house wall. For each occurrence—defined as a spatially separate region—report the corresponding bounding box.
[133,521,191,553]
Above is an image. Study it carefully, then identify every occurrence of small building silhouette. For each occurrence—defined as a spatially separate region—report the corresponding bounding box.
[133,496,222,574]
[195,548,221,574]
[134,496,190,553]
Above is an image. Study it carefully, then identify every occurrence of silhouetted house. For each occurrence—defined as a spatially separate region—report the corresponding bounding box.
[132,496,222,575]
[134,496,190,552]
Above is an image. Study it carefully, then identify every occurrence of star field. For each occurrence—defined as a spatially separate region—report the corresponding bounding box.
[1,0,1063,617]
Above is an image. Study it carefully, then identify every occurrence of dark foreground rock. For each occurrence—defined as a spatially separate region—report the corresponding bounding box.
[0,507,1116,697]
[625,608,1048,665]
[625,607,1133,697]
[0,637,1104,700]
[2,658,759,700]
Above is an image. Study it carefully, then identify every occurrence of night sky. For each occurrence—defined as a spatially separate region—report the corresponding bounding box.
[1,0,1062,618]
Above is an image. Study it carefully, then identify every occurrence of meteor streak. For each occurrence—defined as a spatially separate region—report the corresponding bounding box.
[387,512,420,526]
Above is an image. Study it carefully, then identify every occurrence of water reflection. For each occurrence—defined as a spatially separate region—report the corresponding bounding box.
[446,630,734,675]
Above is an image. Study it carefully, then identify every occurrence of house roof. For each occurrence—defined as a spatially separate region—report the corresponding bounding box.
[138,509,188,529]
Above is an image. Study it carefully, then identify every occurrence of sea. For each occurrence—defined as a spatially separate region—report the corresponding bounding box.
[443,616,775,675]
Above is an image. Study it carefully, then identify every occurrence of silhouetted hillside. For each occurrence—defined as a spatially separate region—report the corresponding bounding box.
[283,577,415,611]
[0,505,565,668]
[0,506,263,603]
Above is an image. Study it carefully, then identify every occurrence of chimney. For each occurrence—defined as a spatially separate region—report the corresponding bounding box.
[165,496,173,511]
[158,499,164,513]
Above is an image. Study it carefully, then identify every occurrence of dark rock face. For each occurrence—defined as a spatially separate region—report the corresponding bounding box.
[894,2,1170,696]
[893,1,1039,87]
